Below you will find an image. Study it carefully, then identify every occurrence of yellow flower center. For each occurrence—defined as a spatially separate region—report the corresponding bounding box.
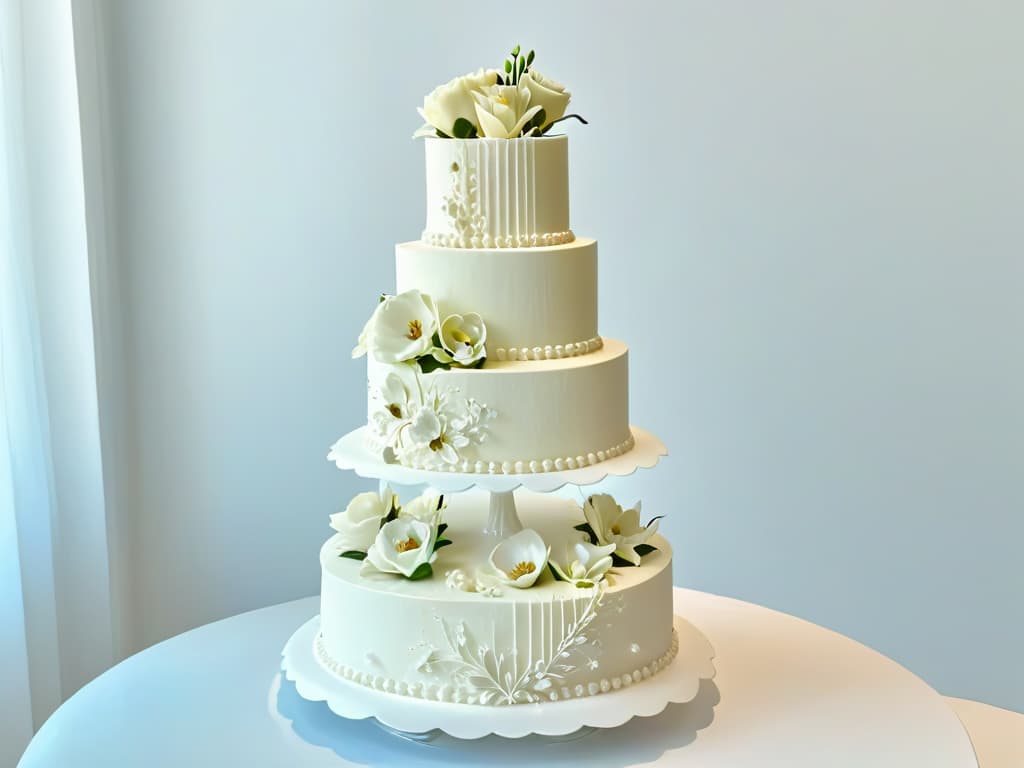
[611,524,621,535]
[496,95,509,106]
[395,536,419,553]
[449,328,471,344]
[507,561,536,580]
[429,437,445,452]
[407,319,423,340]
[387,403,402,418]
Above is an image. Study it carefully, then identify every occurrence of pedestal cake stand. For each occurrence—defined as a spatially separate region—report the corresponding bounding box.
[282,425,715,738]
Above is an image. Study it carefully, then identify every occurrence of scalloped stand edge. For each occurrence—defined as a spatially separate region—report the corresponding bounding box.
[280,614,716,740]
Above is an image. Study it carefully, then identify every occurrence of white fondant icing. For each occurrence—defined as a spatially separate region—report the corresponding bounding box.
[317,492,675,706]
[366,340,632,473]
[423,136,571,248]
[395,239,598,356]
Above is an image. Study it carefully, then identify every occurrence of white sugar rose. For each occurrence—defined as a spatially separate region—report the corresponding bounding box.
[353,290,439,364]
[362,517,438,579]
[520,71,570,130]
[439,313,487,366]
[582,494,659,566]
[489,529,549,589]
[416,68,498,138]
[472,82,542,139]
[329,486,396,554]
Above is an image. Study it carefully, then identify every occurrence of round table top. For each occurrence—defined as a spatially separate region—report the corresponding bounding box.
[946,698,1024,768]
[19,589,980,767]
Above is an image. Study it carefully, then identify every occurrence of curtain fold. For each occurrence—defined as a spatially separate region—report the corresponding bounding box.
[1,1,116,763]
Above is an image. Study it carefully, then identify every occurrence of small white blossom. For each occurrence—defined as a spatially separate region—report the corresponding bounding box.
[362,518,437,579]
[439,312,487,367]
[582,494,659,566]
[353,290,439,364]
[329,486,396,554]
[488,529,549,589]
[550,539,616,586]
[472,82,542,139]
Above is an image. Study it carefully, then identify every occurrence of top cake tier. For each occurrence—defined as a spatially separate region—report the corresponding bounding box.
[423,136,572,248]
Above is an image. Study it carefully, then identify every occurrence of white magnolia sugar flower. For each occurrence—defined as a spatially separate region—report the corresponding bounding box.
[439,313,487,366]
[352,290,439,364]
[550,540,616,587]
[582,494,659,566]
[329,486,396,554]
[415,68,498,138]
[400,386,494,469]
[520,71,570,129]
[362,517,437,579]
[472,82,543,139]
[368,363,420,445]
[489,529,549,589]
[400,492,446,526]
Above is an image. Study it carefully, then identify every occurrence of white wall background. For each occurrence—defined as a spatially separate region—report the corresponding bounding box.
[91,0,1023,711]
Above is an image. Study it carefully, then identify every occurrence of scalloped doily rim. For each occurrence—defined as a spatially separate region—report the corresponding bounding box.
[327,425,668,493]
[280,613,715,740]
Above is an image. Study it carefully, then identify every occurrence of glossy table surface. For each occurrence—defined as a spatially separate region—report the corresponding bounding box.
[19,589,983,767]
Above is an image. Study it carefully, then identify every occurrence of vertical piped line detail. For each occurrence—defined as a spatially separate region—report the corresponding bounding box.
[505,140,512,244]
[478,140,488,244]
[528,139,536,243]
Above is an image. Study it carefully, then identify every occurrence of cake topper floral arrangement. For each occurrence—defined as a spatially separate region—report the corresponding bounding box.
[415,45,588,139]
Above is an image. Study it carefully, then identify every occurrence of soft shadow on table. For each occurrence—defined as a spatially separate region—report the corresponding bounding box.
[271,672,719,766]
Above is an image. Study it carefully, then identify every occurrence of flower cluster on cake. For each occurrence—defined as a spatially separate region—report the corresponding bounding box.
[318,47,676,709]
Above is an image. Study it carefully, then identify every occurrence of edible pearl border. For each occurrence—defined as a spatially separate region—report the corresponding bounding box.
[421,230,576,249]
[403,433,636,475]
[495,337,603,362]
[314,627,679,706]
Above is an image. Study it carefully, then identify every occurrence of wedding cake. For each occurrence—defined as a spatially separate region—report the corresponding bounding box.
[319,48,676,708]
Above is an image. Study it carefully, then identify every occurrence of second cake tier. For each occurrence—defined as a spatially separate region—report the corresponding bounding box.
[366,339,631,474]
[396,238,598,360]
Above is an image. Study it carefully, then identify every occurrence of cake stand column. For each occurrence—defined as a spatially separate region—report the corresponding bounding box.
[483,490,523,537]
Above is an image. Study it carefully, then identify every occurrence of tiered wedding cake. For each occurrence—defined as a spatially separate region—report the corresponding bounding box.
[318,49,678,710]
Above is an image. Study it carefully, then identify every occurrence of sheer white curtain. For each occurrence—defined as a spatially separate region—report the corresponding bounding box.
[1,1,117,764]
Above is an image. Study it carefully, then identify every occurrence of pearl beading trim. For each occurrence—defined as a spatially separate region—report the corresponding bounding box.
[402,433,636,475]
[421,230,575,249]
[314,627,679,706]
[494,337,603,362]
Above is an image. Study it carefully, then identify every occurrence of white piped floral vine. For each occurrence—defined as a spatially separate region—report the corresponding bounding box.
[419,587,604,705]
[442,152,487,246]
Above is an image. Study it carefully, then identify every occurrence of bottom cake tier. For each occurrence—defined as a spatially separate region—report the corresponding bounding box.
[317,489,675,706]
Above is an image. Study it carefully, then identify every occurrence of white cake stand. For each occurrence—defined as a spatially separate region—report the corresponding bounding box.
[281,613,716,740]
[327,425,668,535]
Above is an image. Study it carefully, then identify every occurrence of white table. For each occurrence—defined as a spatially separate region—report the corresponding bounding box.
[19,589,986,767]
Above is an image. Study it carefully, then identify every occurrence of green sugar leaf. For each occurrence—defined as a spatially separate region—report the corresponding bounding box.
[451,117,478,139]
[408,562,434,581]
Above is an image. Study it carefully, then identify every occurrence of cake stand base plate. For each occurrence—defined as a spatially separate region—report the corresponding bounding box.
[281,614,716,740]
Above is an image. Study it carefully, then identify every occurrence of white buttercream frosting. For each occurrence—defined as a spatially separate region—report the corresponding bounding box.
[367,340,631,473]
[396,239,598,357]
[423,136,571,249]
[318,491,675,706]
